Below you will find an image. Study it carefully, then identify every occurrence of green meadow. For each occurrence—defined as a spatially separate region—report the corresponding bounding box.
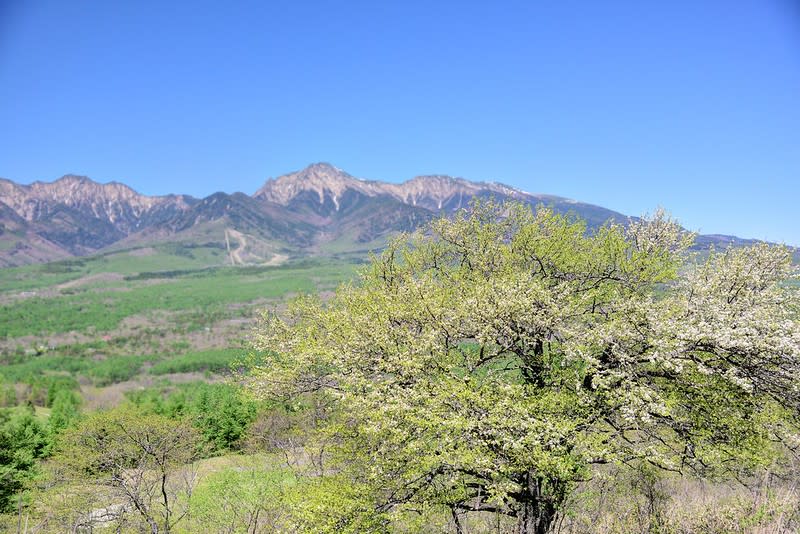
[0,245,359,408]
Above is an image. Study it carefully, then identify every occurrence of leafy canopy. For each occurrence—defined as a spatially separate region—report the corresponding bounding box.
[250,200,800,532]
[55,406,200,533]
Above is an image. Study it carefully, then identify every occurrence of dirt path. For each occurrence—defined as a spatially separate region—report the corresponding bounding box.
[226,228,247,265]
[224,228,288,266]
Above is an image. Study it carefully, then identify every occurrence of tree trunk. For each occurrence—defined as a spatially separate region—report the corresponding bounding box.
[516,500,556,534]
[161,472,170,534]
[515,472,559,534]
[451,505,465,534]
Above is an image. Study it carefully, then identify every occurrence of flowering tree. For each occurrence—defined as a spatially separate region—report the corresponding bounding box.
[250,201,800,534]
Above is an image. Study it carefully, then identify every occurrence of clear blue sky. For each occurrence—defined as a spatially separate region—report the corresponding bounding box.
[1,1,798,244]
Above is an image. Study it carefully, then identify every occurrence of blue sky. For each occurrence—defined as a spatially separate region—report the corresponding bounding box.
[1,0,798,244]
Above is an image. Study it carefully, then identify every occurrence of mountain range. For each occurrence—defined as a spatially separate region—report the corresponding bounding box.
[0,163,761,267]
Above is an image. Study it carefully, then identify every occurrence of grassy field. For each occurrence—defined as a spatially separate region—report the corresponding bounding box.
[0,245,359,408]
[0,262,349,337]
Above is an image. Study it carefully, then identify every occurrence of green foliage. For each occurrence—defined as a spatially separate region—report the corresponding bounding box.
[0,347,245,404]
[0,374,16,407]
[13,374,82,408]
[128,382,258,453]
[183,456,295,533]
[0,262,83,293]
[0,249,359,528]
[54,406,201,532]
[249,200,800,533]
[44,389,81,454]
[0,406,48,513]
[0,354,89,383]
[85,354,156,385]
[149,348,242,375]
[1,351,160,395]
[56,405,198,473]
[280,474,391,534]
[40,259,85,274]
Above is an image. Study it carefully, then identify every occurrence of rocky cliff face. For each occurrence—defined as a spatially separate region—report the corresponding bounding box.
[0,175,194,234]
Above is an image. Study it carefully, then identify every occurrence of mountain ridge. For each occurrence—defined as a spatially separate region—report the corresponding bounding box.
[255,163,559,212]
[0,163,773,267]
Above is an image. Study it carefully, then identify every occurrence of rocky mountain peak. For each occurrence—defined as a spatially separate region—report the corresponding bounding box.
[35,175,148,204]
[252,164,540,213]
[53,174,91,184]
[0,174,197,245]
[254,162,385,207]
[303,162,344,174]
[0,175,163,222]
[381,174,533,211]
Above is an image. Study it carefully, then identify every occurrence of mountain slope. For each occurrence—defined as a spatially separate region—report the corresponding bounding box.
[0,164,777,267]
[255,163,627,230]
[254,163,440,245]
[136,192,319,247]
[0,175,195,264]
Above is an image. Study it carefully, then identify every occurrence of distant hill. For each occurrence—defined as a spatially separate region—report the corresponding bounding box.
[0,163,775,267]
